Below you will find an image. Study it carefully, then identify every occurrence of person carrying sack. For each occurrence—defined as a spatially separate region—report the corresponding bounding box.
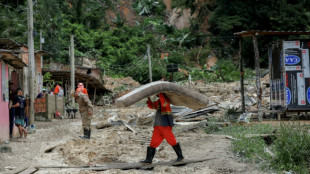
[140,93,184,164]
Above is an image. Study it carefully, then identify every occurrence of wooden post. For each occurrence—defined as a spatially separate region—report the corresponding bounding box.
[40,30,43,68]
[147,44,152,82]
[70,35,75,107]
[93,87,96,104]
[65,80,68,101]
[27,0,35,126]
[253,35,263,121]
[39,30,43,93]
[239,38,245,113]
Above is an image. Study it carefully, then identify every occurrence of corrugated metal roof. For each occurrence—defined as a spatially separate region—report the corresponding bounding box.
[0,38,20,49]
[0,49,27,68]
[234,30,310,37]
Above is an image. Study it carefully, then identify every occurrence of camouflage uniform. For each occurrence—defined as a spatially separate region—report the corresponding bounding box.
[75,92,93,130]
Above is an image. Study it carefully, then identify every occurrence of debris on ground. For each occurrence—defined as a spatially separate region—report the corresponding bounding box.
[0,76,275,174]
[0,145,12,153]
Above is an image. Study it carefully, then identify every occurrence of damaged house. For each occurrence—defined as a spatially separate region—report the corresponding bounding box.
[0,38,47,142]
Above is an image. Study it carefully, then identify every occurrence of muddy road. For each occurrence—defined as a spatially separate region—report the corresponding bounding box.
[0,103,271,174]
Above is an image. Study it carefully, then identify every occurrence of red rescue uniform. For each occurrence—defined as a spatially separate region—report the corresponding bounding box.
[147,93,177,148]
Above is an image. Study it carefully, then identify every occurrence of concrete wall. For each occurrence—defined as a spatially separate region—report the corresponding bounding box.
[40,94,64,121]
[0,61,9,142]
[20,46,43,97]
[23,67,29,97]
[35,54,43,96]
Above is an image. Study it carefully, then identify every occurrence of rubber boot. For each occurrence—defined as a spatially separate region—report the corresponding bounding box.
[80,129,88,139]
[140,146,156,164]
[172,143,184,162]
[86,129,91,139]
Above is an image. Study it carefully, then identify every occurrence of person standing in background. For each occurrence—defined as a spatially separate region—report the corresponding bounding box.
[11,88,28,138]
[71,88,93,139]
[53,82,60,96]
[9,81,16,139]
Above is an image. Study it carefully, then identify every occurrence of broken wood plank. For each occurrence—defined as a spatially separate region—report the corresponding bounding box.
[225,135,238,141]
[175,121,230,134]
[35,157,216,171]
[176,104,219,120]
[244,134,275,138]
[44,146,58,153]
[176,117,208,122]
[18,167,39,174]
[96,123,113,129]
[123,122,136,133]
[13,166,30,174]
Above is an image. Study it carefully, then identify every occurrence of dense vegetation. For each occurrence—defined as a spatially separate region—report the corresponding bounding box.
[1,0,310,83]
[208,122,310,173]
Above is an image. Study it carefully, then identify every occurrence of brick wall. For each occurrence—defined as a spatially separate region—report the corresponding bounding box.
[34,98,46,113]
[21,46,29,65]
[35,55,41,74]
[32,95,64,121]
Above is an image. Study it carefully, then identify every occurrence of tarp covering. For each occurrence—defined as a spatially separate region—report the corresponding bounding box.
[115,81,209,110]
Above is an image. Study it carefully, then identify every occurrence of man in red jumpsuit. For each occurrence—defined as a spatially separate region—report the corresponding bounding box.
[140,93,184,164]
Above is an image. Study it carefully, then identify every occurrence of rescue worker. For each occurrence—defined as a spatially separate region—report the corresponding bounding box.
[71,88,93,139]
[76,82,88,96]
[53,82,60,95]
[140,93,184,164]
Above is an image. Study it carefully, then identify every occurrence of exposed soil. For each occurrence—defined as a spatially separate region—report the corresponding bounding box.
[0,102,271,174]
[0,77,292,174]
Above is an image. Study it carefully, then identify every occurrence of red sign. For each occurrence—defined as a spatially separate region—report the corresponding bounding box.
[286,73,289,87]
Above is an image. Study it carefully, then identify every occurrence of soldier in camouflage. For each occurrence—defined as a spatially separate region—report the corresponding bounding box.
[71,88,93,139]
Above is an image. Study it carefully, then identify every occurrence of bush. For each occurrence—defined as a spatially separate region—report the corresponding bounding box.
[210,123,310,173]
[209,124,275,167]
[132,0,166,16]
[271,123,310,173]
[211,59,239,82]
[188,59,248,83]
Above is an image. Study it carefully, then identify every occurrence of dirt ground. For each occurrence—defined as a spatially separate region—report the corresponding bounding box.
[0,102,271,174]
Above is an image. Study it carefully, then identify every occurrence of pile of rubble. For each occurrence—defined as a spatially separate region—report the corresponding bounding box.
[101,72,271,123]
[103,76,140,92]
[183,74,271,113]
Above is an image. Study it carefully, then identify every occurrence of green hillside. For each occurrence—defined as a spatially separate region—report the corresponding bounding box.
[1,0,310,83]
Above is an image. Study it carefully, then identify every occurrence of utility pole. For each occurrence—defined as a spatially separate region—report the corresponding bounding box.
[40,30,42,51]
[70,35,75,107]
[239,38,245,113]
[27,0,35,127]
[40,30,43,92]
[253,35,262,122]
[147,44,152,82]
